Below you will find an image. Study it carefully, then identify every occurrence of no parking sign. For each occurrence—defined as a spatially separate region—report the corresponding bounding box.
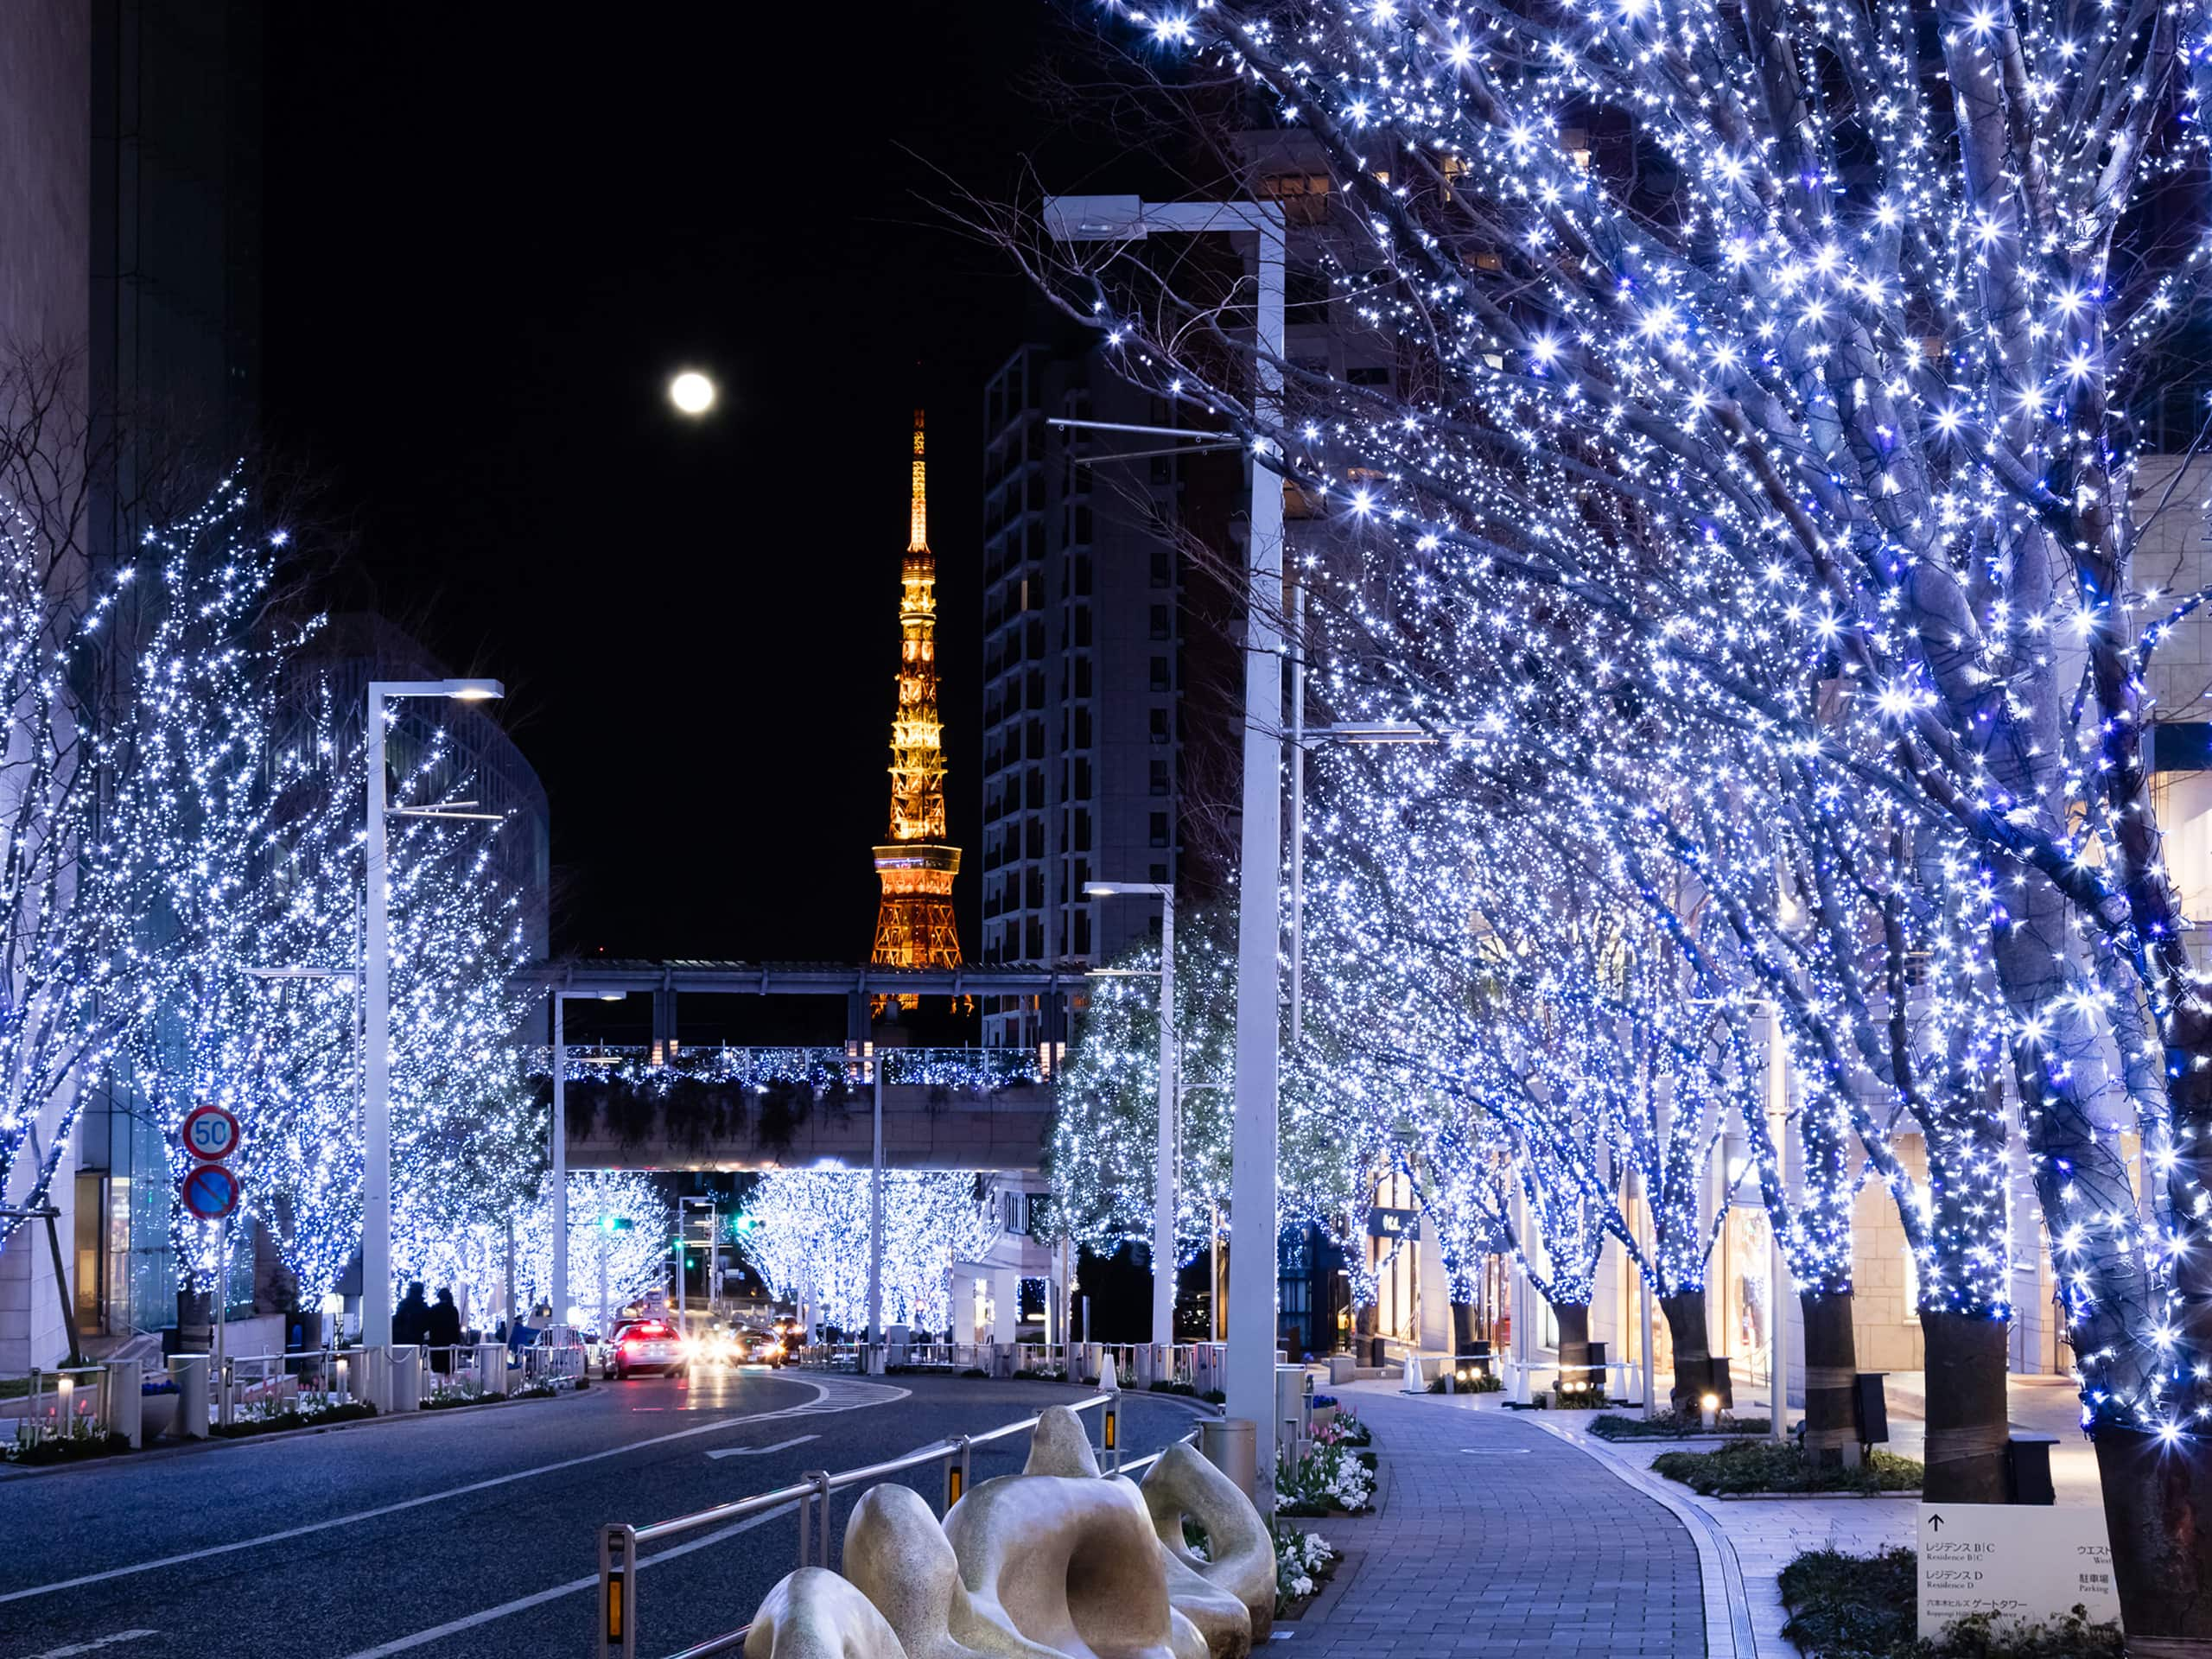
[181,1161,240,1222]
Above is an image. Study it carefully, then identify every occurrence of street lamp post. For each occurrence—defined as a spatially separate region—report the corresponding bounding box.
[1047,194,1285,1498]
[1086,881,1177,1348]
[364,677,502,1349]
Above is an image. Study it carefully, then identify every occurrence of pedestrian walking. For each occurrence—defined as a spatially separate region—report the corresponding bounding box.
[427,1287,462,1373]
[394,1281,432,1347]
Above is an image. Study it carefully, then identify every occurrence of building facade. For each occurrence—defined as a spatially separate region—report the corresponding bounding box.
[976,337,1243,1048]
[1,0,267,1373]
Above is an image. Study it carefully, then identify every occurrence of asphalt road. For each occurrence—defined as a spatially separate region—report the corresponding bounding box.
[0,1367,1211,1659]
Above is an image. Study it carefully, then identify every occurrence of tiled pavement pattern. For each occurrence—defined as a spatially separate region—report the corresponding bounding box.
[1565,1427,1910,1656]
[1541,1374,2098,1656]
[1290,1382,1710,1657]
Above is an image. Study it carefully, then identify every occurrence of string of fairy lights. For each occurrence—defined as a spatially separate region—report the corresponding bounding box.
[1022,0,2212,1440]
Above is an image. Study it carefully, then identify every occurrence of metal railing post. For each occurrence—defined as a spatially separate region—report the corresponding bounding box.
[945,1433,971,1512]
[810,1471,834,1567]
[598,1522,637,1659]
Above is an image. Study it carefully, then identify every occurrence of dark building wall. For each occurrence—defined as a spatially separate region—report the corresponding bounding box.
[90,0,264,558]
[290,613,555,963]
[0,3,93,365]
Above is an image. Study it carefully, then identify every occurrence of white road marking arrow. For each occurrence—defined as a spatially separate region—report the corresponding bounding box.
[707,1433,819,1460]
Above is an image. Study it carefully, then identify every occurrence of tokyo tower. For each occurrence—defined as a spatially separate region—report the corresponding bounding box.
[869,409,963,995]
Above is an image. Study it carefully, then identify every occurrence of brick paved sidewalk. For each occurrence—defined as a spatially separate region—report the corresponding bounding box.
[1286,1381,1711,1657]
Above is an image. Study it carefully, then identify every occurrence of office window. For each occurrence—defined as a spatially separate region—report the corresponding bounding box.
[1150,549,1172,588]
[1074,759,1092,800]
[1076,658,1093,697]
[1149,708,1169,744]
[1074,912,1091,955]
[1149,604,1171,640]
[1074,554,1093,596]
[1073,505,1094,543]
[1150,657,1171,693]
[1150,759,1170,796]
[1149,812,1169,848]
[1149,862,1170,884]
[1076,607,1092,646]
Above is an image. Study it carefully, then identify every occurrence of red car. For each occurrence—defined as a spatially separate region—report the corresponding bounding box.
[608,1317,686,1380]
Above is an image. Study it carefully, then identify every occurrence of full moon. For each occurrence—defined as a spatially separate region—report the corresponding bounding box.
[668,371,716,416]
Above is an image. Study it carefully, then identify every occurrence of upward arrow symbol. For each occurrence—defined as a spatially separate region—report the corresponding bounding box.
[1929,1515,1946,1533]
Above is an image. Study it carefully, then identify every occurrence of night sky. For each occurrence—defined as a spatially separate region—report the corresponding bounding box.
[258,11,1121,986]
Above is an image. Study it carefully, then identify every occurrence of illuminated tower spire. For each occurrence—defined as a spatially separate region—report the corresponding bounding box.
[871,410,963,995]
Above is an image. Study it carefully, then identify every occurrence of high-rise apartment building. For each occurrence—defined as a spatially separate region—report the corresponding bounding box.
[976,340,1243,1048]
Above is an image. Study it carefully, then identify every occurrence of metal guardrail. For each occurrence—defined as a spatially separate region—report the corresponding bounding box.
[595,1387,1210,1659]
[802,1339,1224,1393]
[3,1337,591,1450]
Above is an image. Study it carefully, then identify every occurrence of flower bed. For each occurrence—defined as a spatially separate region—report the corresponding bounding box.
[1650,1440,1921,1496]
[1590,1410,1772,1441]
[1778,1546,2122,1658]
[210,1399,378,1439]
[1427,1370,1503,1394]
[1277,1413,1376,1514]
[4,1427,132,1465]
[1273,1519,1339,1615]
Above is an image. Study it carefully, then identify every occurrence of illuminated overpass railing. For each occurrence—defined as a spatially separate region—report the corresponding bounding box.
[528,1046,1048,1091]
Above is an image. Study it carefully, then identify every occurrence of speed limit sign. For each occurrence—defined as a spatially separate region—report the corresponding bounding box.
[181,1103,240,1162]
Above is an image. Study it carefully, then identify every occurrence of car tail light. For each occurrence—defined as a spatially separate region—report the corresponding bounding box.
[622,1338,639,1353]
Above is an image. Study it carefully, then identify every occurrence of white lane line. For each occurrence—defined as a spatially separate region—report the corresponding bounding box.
[334,1501,798,1659]
[30,1634,158,1659]
[0,1382,841,1606]
[706,1433,818,1459]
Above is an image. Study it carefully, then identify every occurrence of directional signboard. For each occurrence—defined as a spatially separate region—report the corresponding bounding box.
[181,1103,241,1162]
[181,1162,241,1222]
[1917,1503,2120,1637]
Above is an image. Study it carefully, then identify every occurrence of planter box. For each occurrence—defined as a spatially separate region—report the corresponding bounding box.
[1312,1406,1339,1432]
[140,1395,180,1442]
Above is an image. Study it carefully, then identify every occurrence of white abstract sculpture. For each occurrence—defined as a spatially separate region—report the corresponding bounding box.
[746,1405,1278,1659]
[743,1567,909,1659]
[1139,1445,1275,1646]
[1024,1407,1103,1478]
[946,1470,1206,1659]
[847,1483,1067,1659]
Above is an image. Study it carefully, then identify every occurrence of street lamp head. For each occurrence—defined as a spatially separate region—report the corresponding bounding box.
[370,677,505,703]
[1044,194,1149,243]
[1085,880,1173,899]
